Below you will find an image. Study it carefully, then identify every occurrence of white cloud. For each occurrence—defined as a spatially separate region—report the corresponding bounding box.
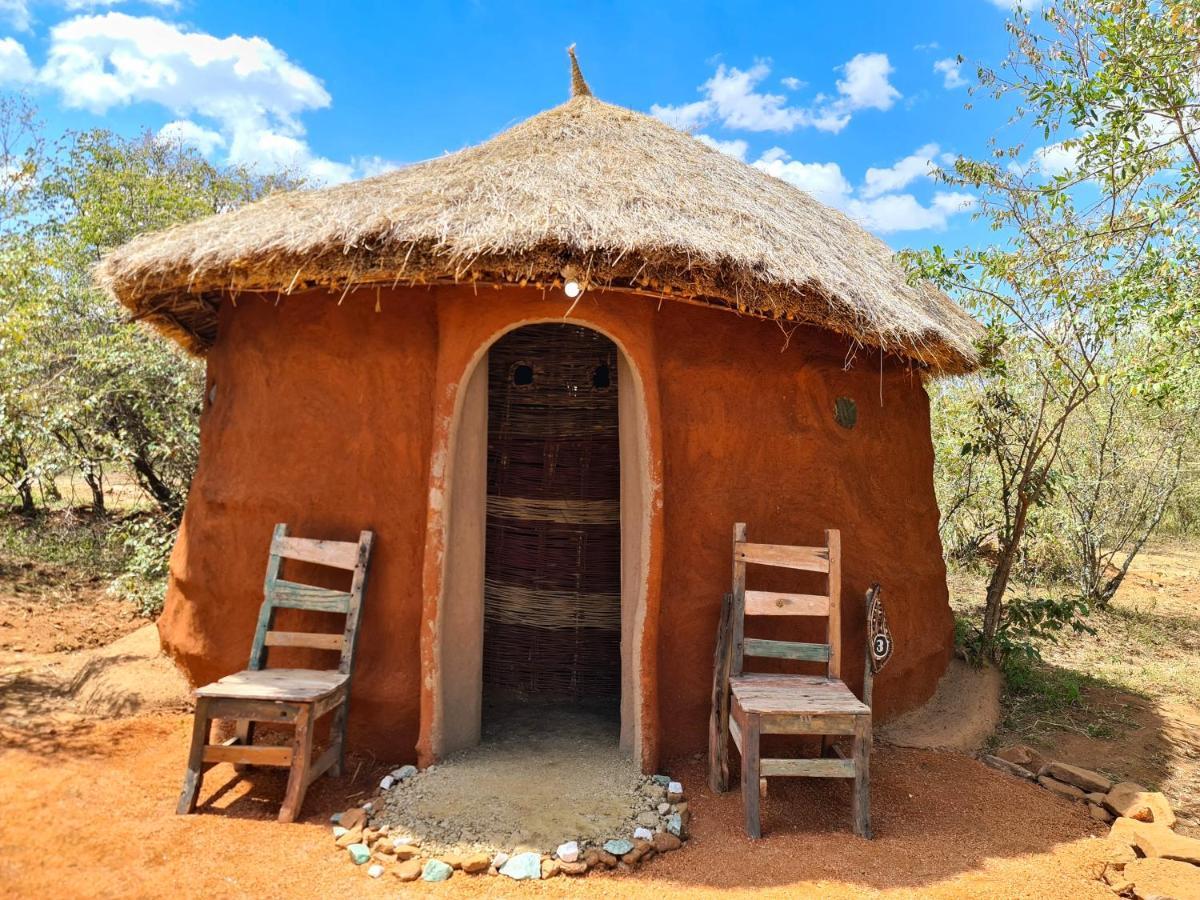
[1032,141,1080,176]
[27,13,354,184]
[650,97,714,131]
[845,191,974,233]
[158,119,224,155]
[836,53,900,113]
[0,0,31,31]
[694,133,748,161]
[752,147,852,207]
[704,62,810,131]
[354,155,402,179]
[0,37,34,82]
[914,41,940,52]
[933,57,967,89]
[780,76,803,90]
[651,54,900,135]
[748,143,974,234]
[861,143,940,198]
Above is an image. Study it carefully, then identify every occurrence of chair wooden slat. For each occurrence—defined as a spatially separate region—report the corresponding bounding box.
[760,757,856,778]
[269,580,351,612]
[743,638,831,662]
[734,542,830,572]
[264,631,345,651]
[202,744,293,767]
[271,535,361,570]
[744,590,829,616]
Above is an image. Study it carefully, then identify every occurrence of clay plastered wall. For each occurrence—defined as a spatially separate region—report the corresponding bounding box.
[651,301,952,759]
[159,288,438,752]
[160,284,950,763]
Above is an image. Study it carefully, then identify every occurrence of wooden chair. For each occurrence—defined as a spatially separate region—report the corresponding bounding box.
[177,523,375,823]
[708,523,871,838]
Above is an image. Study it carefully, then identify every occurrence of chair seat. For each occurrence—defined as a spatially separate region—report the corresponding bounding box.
[731,673,869,717]
[195,668,349,702]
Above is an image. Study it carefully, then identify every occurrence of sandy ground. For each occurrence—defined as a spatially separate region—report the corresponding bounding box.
[968,540,1200,834]
[880,659,1002,752]
[0,712,1123,899]
[375,702,653,853]
[6,536,1186,897]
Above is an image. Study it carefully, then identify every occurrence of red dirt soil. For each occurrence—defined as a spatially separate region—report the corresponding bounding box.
[0,561,145,654]
[0,712,1121,899]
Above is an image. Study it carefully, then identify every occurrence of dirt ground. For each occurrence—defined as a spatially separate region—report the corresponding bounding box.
[968,540,1200,835]
[7,540,1199,897]
[879,659,1003,752]
[0,556,145,654]
[0,713,1122,899]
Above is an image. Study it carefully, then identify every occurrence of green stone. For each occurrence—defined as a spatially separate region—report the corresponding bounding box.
[603,839,634,856]
[499,852,542,880]
[422,859,454,882]
[347,843,371,865]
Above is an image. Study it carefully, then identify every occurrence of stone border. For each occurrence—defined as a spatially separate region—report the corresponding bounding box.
[329,768,691,883]
[981,745,1200,897]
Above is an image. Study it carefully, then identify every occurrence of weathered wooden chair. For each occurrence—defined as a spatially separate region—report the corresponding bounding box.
[177,523,374,823]
[708,523,872,838]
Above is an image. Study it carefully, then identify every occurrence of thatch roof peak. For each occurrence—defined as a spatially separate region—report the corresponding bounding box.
[96,77,981,373]
[568,44,592,98]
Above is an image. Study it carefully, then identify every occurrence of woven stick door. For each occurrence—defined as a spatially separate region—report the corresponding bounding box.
[483,325,621,702]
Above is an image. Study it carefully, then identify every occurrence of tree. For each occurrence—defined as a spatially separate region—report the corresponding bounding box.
[908,0,1200,659]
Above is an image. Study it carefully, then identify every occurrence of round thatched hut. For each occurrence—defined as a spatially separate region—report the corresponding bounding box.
[98,52,980,770]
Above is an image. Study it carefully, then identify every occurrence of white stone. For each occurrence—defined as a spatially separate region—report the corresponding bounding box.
[492,852,510,868]
[367,864,384,879]
[379,775,395,791]
[361,801,373,812]
[555,841,580,863]
[633,827,653,841]
[668,781,683,795]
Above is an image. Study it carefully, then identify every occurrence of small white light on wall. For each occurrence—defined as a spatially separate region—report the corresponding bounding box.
[563,280,582,298]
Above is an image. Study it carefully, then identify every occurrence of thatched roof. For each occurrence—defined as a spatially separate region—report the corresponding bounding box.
[97,50,980,373]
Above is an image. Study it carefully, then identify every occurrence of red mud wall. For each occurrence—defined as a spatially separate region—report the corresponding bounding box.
[159,288,438,754]
[650,301,952,760]
[159,285,951,762]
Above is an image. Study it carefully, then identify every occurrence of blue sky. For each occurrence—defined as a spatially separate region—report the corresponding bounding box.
[0,0,1051,253]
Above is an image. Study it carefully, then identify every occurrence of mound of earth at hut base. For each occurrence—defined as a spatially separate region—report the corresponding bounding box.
[369,702,681,856]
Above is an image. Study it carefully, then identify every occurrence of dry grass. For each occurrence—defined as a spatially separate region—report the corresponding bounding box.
[96,56,980,373]
[950,538,1200,826]
[950,538,1200,707]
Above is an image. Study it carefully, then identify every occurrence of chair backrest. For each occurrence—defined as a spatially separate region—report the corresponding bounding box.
[247,523,375,676]
[730,522,842,681]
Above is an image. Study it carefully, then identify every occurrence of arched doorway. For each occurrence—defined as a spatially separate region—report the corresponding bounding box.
[431,316,653,765]
[482,324,622,730]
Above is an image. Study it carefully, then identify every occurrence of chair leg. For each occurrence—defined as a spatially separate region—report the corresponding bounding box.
[279,704,315,823]
[329,695,349,778]
[741,713,762,838]
[232,718,257,772]
[177,697,211,815]
[236,718,256,746]
[853,715,872,838]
